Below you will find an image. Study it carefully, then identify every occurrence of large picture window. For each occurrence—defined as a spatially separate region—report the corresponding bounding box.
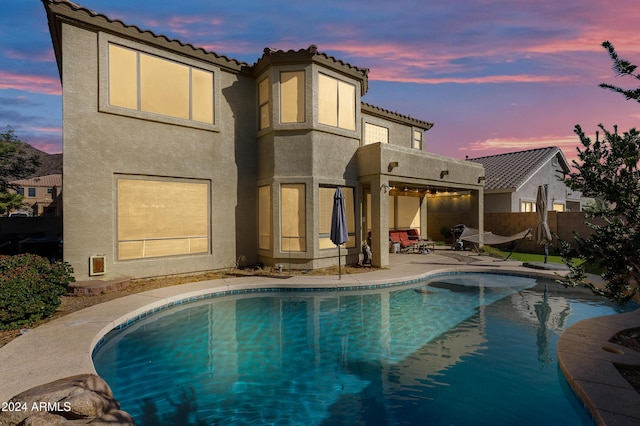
[318,74,355,130]
[281,184,306,252]
[117,177,210,260]
[108,43,214,124]
[319,186,355,249]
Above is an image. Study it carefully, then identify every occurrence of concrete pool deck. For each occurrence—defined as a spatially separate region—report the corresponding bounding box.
[0,251,638,424]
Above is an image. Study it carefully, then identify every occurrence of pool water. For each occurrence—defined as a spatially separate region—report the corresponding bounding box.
[93,273,635,425]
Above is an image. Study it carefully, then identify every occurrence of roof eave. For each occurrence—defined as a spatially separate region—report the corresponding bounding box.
[361,102,434,130]
[41,0,250,77]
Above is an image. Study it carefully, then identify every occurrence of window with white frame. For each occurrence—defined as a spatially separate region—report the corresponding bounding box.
[520,201,536,212]
[412,129,423,150]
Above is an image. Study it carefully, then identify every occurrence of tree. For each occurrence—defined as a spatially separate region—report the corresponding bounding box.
[0,192,26,216]
[0,126,40,192]
[599,41,640,103]
[559,42,640,304]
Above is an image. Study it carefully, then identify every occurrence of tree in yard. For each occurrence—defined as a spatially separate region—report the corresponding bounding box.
[599,41,640,104]
[559,41,640,304]
[0,192,26,216]
[0,125,40,193]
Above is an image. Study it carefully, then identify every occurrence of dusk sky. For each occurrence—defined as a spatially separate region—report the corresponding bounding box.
[1,0,639,165]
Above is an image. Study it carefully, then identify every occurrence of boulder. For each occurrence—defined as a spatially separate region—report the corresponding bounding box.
[0,374,134,425]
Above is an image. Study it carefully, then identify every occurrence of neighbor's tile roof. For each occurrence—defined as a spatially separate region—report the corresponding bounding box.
[10,174,62,188]
[467,147,568,191]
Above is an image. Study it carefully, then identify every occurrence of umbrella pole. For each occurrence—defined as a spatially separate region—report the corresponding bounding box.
[338,244,341,279]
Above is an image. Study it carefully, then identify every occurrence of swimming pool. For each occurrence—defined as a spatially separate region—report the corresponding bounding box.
[93,272,634,425]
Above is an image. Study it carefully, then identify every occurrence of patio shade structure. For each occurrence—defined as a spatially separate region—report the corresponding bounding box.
[534,185,552,263]
[330,187,349,279]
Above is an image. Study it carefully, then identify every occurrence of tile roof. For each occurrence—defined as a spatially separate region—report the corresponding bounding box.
[44,1,369,81]
[43,1,431,131]
[43,0,249,70]
[260,45,369,78]
[361,102,434,129]
[10,174,62,188]
[467,147,569,191]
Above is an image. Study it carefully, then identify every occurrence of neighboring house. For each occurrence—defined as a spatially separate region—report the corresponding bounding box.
[42,0,485,281]
[8,174,63,217]
[467,147,583,213]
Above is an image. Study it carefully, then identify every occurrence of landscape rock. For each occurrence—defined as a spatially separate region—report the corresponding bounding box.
[0,374,134,425]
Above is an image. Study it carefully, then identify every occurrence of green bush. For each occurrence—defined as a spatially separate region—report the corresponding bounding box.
[0,254,75,330]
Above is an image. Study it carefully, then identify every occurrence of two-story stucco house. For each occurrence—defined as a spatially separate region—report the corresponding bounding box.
[42,0,485,281]
[8,174,62,217]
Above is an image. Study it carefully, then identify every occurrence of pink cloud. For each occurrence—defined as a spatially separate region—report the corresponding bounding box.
[143,15,226,43]
[368,69,572,84]
[29,140,61,154]
[463,135,579,152]
[3,48,55,62]
[33,126,62,134]
[0,71,61,95]
[322,41,577,85]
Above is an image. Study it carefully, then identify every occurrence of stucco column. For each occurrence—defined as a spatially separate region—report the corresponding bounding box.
[420,192,428,239]
[370,175,389,268]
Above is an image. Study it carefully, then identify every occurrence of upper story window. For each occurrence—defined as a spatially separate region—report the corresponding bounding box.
[318,73,355,131]
[27,188,36,197]
[412,129,423,150]
[258,77,270,130]
[107,43,214,125]
[280,71,305,123]
[363,123,389,145]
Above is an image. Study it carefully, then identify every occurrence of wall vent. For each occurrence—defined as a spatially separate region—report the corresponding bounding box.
[89,255,106,276]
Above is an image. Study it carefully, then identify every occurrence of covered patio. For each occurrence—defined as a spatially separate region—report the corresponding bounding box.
[357,142,485,267]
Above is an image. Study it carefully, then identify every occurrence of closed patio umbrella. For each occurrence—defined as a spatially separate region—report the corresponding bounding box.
[535,185,552,263]
[331,187,349,279]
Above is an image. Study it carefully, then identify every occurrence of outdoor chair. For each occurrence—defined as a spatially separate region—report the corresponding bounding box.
[406,229,436,252]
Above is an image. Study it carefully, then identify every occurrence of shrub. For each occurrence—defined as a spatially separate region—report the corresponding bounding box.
[0,254,75,330]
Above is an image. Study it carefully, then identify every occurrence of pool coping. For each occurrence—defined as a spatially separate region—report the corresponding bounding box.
[0,253,638,424]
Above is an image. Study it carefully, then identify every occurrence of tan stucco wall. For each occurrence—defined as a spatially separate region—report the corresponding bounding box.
[61,23,256,280]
